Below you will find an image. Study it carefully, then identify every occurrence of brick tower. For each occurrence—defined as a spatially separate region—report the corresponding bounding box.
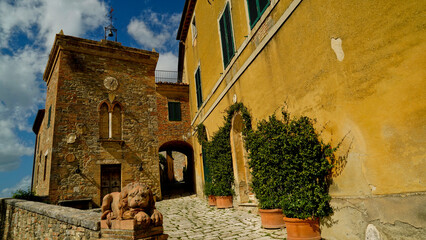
[32,33,162,206]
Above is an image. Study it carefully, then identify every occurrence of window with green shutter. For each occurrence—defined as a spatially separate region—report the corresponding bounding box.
[247,0,270,28]
[219,2,235,68]
[195,67,203,108]
[168,102,182,121]
[47,105,52,128]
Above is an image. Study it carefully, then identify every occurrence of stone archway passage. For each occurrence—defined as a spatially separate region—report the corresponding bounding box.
[159,141,195,198]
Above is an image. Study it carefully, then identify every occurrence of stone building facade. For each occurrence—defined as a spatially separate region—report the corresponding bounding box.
[32,33,192,207]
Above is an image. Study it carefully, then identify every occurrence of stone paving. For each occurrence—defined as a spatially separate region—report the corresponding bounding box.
[156,195,287,240]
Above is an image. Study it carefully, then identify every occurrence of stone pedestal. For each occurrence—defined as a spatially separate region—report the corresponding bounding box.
[101,220,168,240]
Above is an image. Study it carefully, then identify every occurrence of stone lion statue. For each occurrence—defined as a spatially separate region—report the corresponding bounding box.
[101,182,163,227]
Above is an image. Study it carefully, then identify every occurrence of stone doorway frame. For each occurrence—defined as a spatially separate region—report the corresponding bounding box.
[230,113,252,204]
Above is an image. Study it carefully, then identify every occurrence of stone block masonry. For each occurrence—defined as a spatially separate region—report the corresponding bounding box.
[1,198,101,240]
[32,34,163,207]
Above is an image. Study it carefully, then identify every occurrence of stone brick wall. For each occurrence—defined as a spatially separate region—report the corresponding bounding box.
[33,34,162,206]
[0,198,100,240]
[156,82,194,189]
[33,61,60,197]
[156,82,192,148]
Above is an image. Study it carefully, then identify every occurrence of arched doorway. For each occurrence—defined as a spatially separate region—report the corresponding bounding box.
[230,113,252,203]
[159,141,195,198]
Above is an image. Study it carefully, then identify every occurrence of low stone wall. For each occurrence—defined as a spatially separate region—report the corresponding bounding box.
[0,198,101,240]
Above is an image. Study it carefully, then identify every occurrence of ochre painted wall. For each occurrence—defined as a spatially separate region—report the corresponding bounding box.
[181,0,425,238]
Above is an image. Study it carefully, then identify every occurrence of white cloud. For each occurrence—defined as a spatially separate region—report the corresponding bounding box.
[127,10,180,51]
[0,116,33,171]
[0,48,44,171]
[0,0,41,49]
[0,47,44,109]
[0,175,32,198]
[0,0,107,50]
[0,0,107,172]
[37,0,108,49]
[157,52,178,71]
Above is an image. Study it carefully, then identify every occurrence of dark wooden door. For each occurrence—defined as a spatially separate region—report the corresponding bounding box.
[101,164,121,200]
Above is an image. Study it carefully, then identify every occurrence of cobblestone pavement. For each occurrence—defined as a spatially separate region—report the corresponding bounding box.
[156,195,287,240]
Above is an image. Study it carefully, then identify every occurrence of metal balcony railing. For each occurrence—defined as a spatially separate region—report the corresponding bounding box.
[155,70,181,83]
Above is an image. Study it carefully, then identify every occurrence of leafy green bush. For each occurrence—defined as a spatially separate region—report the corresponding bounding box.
[203,181,214,196]
[12,188,43,202]
[204,125,234,196]
[247,108,336,218]
[278,111,335,219]
[246,113,288,209]
[197,102,252,197]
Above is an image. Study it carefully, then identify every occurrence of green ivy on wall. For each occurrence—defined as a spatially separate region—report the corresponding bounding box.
[196,102,252,197]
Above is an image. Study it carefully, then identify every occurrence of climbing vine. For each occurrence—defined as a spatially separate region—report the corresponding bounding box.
[196,102,252,196]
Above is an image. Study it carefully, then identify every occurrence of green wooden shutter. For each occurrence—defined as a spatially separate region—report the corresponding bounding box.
[247,0,270,28]
[224,4,235,63]
[247,0,258,26]
[219,3,235,68]
[47,106,51,128]
[259,0,269,12]
[168,102,181,121]
[219,17,229,67]
[195,68,203,108]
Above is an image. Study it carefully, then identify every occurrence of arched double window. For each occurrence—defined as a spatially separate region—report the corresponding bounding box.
[99,101,123,140]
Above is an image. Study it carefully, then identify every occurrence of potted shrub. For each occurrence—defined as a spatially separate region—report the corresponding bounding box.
[196,124,217,206]
[206,125,235,209]
[196,103,252,209]
[278,110,336,240]
[245,114,288,229]
[204,181,216,206]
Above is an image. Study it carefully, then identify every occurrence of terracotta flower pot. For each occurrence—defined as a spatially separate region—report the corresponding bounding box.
[283,216,321,240]
[258,209,285,229]
[208,195,216,206]
[215,196,233,208]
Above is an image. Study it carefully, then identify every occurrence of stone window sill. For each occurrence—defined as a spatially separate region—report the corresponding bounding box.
[98,139,125,145]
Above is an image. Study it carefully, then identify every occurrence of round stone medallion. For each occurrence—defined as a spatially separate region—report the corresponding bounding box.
[66,154,75,163]
[104,77,118,91]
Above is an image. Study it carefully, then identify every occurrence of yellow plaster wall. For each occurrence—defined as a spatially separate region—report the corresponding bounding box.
[185,0,425,198]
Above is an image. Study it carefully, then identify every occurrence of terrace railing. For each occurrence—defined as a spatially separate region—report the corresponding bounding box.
[155,70,181,83]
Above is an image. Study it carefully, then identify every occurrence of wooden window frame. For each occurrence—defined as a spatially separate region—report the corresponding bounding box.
[247,0,271,29]
[194,66,203,109]
[47,105,52,128]
[98,101,124,141]
[191,14,197,45]
[168,102,182,121]
[43,152,48,182]
[218,1,236,69]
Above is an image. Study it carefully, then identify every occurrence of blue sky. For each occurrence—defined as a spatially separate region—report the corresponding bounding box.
[0,0,185,197]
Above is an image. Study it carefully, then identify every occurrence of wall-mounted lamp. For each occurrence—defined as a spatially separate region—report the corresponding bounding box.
[139,162,143,171]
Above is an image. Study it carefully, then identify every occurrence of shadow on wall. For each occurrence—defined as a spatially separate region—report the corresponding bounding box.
[0,199,14,240]
[323,131,353,229]
[332,133,354,178]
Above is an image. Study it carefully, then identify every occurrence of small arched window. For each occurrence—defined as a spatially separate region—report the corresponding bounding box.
[99,102,109,139]
[99,101,123,140]
[112,103,122,140]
